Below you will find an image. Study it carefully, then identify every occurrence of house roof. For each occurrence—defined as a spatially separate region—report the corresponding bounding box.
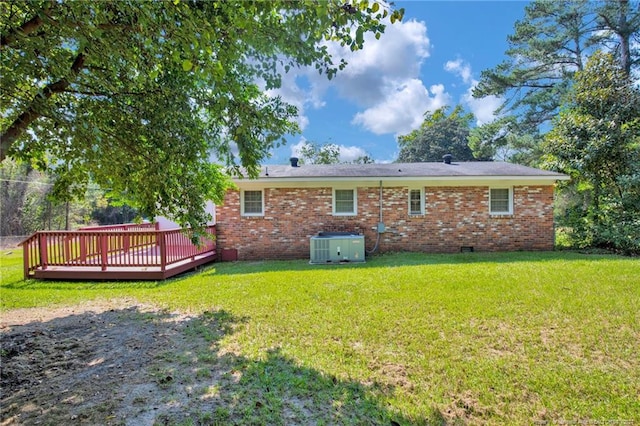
[258,161,566,179]
[233,161,569,188]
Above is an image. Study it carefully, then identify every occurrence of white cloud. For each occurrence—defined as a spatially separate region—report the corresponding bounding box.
[268,21,507,146]
[268,18,442,137]
[337,145,368,162]
[444,59,473,84]
[444,59,503,125]
[318,19,432,106]
[463,89,503,126]
[324,18,457,135]
[352,80,451,135]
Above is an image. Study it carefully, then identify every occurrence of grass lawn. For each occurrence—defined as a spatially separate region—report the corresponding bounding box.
[1,248,639,424]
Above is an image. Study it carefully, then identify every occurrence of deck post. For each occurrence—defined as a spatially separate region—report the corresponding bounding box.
[155,222,161,246]
[64,235,71,263]
[123,226,130,253]
[160,231,167,272]
[39,233,48,270]
[79,235,87,262]
[23,239,31,279]
[100,234,108,271]
[192,233,196,261]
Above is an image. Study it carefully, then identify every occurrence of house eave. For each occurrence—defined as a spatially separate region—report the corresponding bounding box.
[232,175,570,189]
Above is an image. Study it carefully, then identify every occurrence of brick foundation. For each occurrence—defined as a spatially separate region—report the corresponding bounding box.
[215,185,556,260]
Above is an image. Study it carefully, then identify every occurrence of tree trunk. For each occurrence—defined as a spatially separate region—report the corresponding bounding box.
[599,0,634,77]
[616,0,632,77]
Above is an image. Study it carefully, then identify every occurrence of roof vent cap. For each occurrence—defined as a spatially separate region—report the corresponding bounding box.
[443,153,453,164]
[290,157,299,167]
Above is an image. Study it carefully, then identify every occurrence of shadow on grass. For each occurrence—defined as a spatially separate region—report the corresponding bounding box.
[205,249,623,276]
[1,306,445,425]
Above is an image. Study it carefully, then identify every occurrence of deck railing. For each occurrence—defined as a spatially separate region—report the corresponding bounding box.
[79,222,158,231]
[20,225,216,279]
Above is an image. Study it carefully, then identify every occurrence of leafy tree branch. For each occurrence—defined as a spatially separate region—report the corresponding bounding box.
[1,0,404,230]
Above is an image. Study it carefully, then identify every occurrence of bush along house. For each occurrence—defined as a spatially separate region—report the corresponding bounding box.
[215,157,570,262]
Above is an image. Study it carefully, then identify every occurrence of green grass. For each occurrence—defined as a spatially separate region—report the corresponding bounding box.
[1,248,639,424]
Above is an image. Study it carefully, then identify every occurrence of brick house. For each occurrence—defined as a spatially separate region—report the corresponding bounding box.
[215,159,569,261]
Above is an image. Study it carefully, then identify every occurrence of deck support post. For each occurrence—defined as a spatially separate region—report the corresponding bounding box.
[39,233,48,270]
[160,233,167,272]
[123,225,130,253]
[23,239,31,279]
[100,234,108,271]
[80,235,87,262]
[64,235,71,263]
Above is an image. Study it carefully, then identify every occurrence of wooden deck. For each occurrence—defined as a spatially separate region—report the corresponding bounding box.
[20,224,217,280]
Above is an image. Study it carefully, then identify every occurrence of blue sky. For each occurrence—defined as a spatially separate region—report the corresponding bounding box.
[265,1,530,164]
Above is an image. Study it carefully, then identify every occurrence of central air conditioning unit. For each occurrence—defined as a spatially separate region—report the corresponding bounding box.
[310,232,365,264]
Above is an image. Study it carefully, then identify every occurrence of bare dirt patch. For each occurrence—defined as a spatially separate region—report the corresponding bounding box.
[0,300,236,425]
[1,300,410,425]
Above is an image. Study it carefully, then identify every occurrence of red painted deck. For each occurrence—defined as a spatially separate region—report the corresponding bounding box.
[20,224,216,280]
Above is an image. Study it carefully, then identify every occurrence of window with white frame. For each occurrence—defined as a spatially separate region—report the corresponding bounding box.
[489,188,512,215]
[241,190,263,216]
[333,189,356,215]
[409,188,424,215]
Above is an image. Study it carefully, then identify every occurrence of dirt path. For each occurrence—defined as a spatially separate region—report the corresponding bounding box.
[0,300,238,426]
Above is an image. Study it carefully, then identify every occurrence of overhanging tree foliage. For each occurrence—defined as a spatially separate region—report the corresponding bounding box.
[1,0,403,229]
[396,105,476,163]
[543,52,640,254]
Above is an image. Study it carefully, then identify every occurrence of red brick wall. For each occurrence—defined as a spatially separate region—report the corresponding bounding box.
[215,185,556,260]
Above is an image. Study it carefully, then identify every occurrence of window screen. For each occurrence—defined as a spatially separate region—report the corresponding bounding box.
[334,189,355,214]
[243,190,263,214]
[490,188,510,214]
[409,189,422,215]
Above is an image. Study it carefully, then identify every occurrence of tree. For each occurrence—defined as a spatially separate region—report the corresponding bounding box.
[91,198,139,226]
[352,154,376,164]
[0,159,33,236]
[0,158,98,235]
[543,52,640,253]
[473,0,593,129]
[468,116,543,166]
[596,0,640,77]
[473,0,639,131]
[298,142,341,165]
[396,105,476,163]
[1,1,403,229]
[296,141,375,165]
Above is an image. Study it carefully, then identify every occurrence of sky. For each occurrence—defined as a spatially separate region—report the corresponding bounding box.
[264,0,531,165]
